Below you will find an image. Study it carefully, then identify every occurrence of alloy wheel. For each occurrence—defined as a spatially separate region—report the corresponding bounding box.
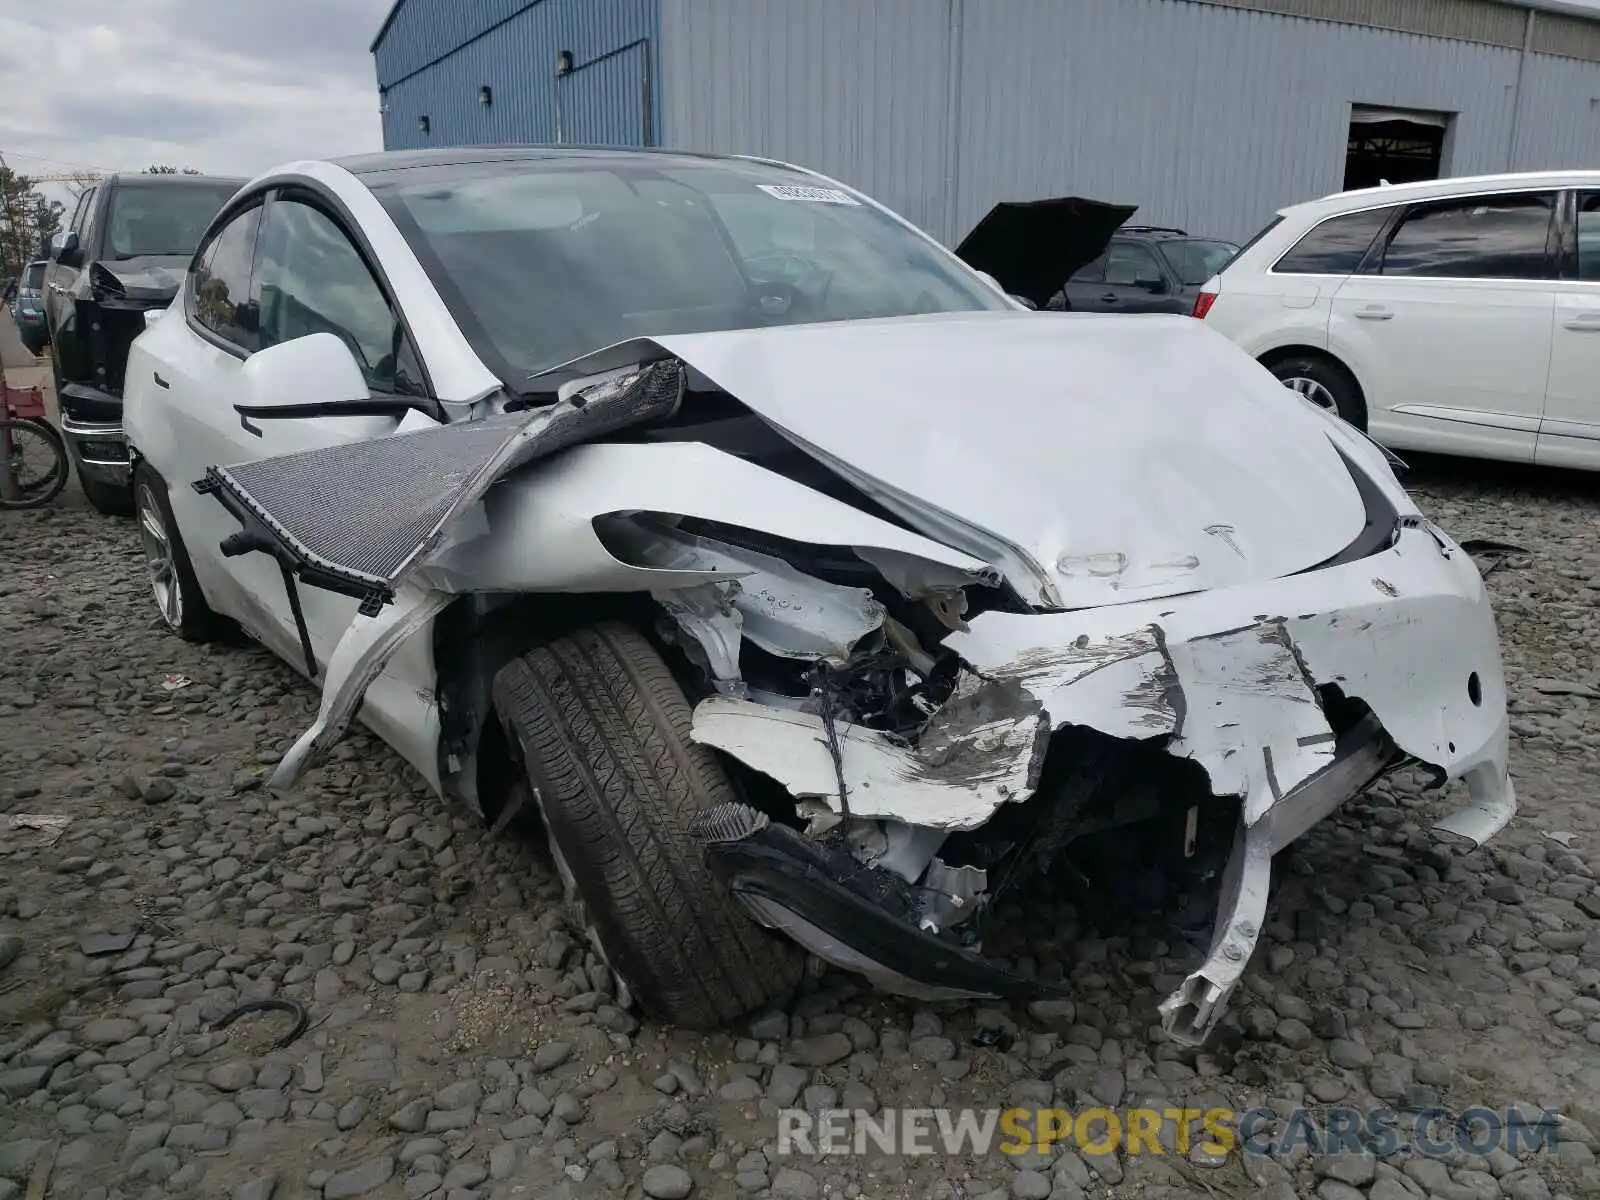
[136,482,184,630]
[1282,375,1337,411]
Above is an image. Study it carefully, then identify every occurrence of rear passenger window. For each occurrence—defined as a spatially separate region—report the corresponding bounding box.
[1576,194,1600,281]
[1380,192,1555,280]
[1274,208,1391,275]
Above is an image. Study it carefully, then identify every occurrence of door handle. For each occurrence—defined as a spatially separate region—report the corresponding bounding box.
[1561,314,1600,332]
[153,372,170,389]
[1354,306,1393,320]
[1100,294,1120,304]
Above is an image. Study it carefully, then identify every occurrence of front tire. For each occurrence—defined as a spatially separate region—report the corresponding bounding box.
[134,462,223,642]
[493,623,804,1029]
[1267,353,1367,430]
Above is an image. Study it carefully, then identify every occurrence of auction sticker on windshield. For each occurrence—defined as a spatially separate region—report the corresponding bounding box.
[757,184,861,205]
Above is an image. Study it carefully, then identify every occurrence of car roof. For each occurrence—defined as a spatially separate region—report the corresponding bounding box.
[102,172,247,187]
[1281,169,1600,220]
[335,145,781,182]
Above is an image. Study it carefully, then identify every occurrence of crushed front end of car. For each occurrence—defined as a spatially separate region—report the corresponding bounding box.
[197,313,1514,1043]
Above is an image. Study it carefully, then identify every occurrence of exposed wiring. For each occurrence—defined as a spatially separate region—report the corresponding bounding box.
[809,664,852,820]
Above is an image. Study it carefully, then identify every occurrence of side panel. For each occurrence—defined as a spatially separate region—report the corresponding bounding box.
[377,0,659,150]
[656,0,1600,248]
[557,40,652,145]
[655,0,954,239]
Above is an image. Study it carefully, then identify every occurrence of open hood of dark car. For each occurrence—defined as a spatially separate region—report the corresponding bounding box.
[90,256,189,305]
[955,197,1137,307]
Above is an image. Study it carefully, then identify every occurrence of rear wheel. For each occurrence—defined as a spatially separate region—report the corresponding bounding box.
[134,462,224,642]
[493,622,804,1029]
[1266,353,1366,430]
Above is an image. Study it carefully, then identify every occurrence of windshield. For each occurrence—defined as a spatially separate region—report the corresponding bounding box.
[106,182,242,260]
[374,157,1008,383]
[1161,239,1240,286]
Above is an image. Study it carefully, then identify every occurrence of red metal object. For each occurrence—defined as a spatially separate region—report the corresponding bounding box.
[2,381,47,420]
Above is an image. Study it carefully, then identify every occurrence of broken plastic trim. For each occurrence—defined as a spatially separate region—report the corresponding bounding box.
[194,360,686,610]
[698,805,1066,1002]
[1158,709,1394,1044]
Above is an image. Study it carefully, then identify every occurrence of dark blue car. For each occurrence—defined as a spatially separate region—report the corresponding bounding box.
[11,259,49,355]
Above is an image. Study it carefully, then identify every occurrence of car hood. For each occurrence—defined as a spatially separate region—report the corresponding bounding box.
[954,197,1136,307]
[647,311,1369,609]
[90,255,189,303]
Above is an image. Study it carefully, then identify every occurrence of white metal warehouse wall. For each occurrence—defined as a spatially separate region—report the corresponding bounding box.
[656,0,1600,245]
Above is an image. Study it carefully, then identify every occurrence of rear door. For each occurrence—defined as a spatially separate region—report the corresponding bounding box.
[1538,190,1600,469]
[1064,241,1173,312]
[1328,190,1558,462]
[153,199,284,648]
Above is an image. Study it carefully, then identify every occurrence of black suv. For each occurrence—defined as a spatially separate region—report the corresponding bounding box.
[1048,226,1238,315]
[44,173,243,513]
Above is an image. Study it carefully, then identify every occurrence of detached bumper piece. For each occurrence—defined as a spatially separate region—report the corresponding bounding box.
[193,360,687,614]
[697,803,1068,1003]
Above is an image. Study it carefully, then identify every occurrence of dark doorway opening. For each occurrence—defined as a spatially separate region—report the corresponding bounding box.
[1344,106,1451,190]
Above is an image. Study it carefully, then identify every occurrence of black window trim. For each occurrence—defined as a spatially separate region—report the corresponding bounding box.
[185,192,268,361]
[181,179,437,407]
[1362,187,1562,282]
[1268,202,1401,278]
[254,182,438,404]
[1556,188,1594,283]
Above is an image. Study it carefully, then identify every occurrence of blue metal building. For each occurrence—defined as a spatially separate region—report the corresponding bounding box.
[371,0,1600,244]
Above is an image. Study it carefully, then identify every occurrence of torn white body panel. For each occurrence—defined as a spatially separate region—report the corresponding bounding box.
[271,584,454,791]
[702,519,1513,847]
[611,522,886,664]
[692,676,1046,830]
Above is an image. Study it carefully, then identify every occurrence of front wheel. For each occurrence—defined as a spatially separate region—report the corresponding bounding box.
[1267,353,1367,430]
[493,623,804,1029]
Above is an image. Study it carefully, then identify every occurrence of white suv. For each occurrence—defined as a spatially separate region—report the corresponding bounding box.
[1196,170,1600,470]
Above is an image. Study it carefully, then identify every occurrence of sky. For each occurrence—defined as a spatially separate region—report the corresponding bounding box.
[0,0,391,206]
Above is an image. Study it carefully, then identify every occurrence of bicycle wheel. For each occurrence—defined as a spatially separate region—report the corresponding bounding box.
[0,417,69,509]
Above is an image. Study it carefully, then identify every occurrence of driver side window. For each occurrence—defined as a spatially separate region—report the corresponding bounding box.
[251,198,424,396]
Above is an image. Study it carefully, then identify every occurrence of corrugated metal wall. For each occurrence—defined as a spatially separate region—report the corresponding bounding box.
[654,0,953,234]
[375,0,658,150]
[656,0,1600,245]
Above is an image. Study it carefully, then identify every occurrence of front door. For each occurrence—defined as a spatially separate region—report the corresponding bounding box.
[45,186,94,380]
[1538,191,1600,469]
[1327,190,1558,462]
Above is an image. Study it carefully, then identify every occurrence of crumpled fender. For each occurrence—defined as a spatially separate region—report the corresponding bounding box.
[414,440,998,597]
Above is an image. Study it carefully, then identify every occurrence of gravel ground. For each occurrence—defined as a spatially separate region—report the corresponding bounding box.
[2,457,1599,1200]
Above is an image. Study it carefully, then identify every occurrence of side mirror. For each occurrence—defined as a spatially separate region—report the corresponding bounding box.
[239,333,368,412]
[50,229,80,267]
